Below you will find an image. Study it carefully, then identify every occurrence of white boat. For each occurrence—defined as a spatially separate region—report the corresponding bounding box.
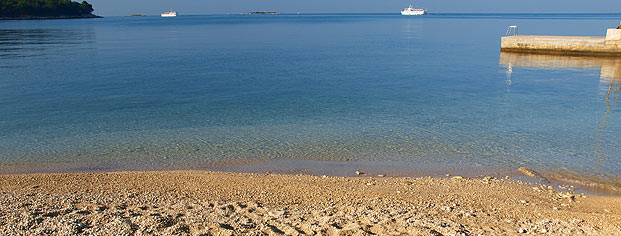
[161,11,177,17]
[401,5,427,16]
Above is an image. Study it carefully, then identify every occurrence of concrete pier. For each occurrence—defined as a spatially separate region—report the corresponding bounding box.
[501,29,621,56]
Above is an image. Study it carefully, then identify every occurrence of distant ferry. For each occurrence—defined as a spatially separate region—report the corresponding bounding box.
[161,11,177,17]
[401,5,427,16]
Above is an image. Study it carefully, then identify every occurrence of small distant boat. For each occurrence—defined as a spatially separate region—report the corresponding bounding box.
[401,4,427,16]
[161,11,177,17]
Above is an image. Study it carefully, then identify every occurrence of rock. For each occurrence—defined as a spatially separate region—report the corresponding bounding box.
[377,174,385,177]
[518,228,527,233]
[452,176,463,180]
[268,210,285,218]
[355,171,363,175]
[517,167,550,183]
[559,193,575,202]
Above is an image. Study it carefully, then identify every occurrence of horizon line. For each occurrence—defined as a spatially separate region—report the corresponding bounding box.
[100,12,621,17]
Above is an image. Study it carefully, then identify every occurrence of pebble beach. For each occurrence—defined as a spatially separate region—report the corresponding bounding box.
[1,171,620,235]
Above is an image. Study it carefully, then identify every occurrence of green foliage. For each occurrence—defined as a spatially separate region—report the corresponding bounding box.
[0,0,94,17]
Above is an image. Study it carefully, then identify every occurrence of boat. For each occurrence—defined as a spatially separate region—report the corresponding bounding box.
[401,4,427,16]
[161,11,177,17]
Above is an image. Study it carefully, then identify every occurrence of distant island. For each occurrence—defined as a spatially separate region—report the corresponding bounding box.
[0,0,100,20]
[242,12,280,15]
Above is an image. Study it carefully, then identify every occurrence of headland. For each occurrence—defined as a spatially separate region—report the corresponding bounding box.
[0,14,101,20]
[0,0,100,20]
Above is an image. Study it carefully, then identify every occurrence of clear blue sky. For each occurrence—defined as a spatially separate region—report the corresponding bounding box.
[88,0,621,16]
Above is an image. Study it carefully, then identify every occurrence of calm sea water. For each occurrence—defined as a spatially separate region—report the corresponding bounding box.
[1,14,620,186]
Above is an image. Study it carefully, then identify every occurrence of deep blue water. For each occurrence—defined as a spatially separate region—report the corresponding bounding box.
[0,14,620,185]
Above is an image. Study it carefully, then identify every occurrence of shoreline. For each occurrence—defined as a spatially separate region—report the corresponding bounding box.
[1,170,620,235]
[0,14,101,21]
[2,159,620,196]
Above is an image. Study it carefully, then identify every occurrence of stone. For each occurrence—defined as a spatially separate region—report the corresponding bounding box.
[268,210,285,218]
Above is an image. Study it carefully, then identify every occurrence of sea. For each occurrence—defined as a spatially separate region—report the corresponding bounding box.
[1,13,620,192]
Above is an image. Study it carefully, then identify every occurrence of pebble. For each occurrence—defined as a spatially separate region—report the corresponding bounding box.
[452,176,463,180]
[268,210,285,218]
[558,193,575,202]
[2,171,614,236]
[355,171,363,176]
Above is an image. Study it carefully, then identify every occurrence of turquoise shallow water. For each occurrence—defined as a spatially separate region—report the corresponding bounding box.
[0,14,620,186]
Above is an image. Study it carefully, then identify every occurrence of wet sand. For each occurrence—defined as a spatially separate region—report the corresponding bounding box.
[1,170,620,235]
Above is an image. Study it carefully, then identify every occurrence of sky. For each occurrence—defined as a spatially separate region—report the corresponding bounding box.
[87,0,621,16]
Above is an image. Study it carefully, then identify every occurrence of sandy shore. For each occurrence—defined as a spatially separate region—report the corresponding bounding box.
[1,171,620,235]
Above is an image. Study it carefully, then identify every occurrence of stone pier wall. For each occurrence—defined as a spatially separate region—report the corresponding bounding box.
[501,29,621,56]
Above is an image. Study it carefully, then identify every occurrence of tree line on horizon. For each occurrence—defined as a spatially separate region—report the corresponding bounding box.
[0,0,94,17]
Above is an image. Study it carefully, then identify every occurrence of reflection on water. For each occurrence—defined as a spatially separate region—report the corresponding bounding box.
[0,28,94,60]
[500,52,621,191]
[499,52,621,90]
[499,52,620,109]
